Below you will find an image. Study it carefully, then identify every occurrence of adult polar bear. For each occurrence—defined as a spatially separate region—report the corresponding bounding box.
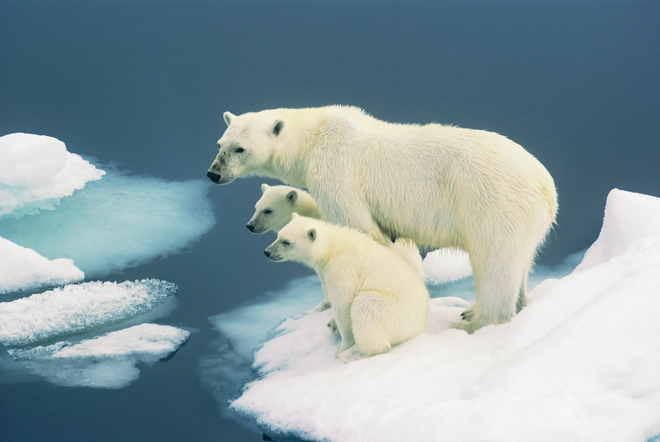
[207,106,557,333]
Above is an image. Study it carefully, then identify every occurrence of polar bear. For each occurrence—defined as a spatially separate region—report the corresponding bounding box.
[208,106,557,333]
[246,183,321,234]
[264,214,430,363]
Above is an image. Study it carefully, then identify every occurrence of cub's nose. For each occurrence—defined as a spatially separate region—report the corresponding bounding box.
[264,250,271,258]
[207,171,221,183]
[247,224,255,232]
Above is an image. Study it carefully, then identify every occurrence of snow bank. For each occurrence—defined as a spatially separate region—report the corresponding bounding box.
[422,248,472,283]
[0,279,178,346]
[0,134,105,219]
[0,237,84,295]
[227,189,660,442]
[577,188,660,271]
[7,323,189,388]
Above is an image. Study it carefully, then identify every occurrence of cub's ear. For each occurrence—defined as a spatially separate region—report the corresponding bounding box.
[292,212,300,219]
[271,119,284,136]
[223,112,235,127]
[307,228,316,242]
[261,183,270,193]
[286,190,298,204]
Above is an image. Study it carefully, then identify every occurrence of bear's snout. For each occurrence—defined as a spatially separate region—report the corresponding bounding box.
[247,224,255,232]
[207,171,221,183]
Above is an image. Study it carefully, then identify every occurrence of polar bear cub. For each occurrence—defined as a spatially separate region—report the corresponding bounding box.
[247,183,322,234]
[264,214,430,363]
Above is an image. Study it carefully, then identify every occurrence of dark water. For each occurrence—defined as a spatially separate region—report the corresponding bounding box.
[1,1,659,441]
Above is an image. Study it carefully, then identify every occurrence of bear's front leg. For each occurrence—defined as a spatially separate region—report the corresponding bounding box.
[330,299,355,358]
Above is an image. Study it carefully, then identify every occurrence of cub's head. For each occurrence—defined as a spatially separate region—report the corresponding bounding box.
[264,214,319,265]
[247,183,302,234]
[207,110,285,185]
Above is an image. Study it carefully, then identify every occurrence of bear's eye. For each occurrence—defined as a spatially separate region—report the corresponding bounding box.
[263,209,272,215]
[282,240,291,246]
[235,147,245,153]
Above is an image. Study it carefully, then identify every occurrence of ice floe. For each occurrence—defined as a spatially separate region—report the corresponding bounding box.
[8,323,189,389]
[0,237,84,295]
[0,279,178,347]
[214,189,660,442]
[0,133,105,219]
[0,133,69,187]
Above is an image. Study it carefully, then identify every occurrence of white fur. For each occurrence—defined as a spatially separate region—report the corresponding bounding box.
[247,184,322,234]
[248,183,424,281]
[265,214,430,363]
[209,106,558,333]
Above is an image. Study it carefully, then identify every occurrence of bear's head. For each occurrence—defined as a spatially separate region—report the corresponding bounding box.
[264,213,319,265]
[247,183,301,234]
[207,110,285,185]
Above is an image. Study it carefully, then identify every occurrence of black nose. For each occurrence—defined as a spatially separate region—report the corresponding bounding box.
[264,250,270,258]
[207,171,221,183]
[247,224,255,232]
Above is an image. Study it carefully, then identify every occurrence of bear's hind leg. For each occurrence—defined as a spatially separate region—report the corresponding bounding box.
[454,258,522,333]
[349,291,394,359]
[338,346,369,364]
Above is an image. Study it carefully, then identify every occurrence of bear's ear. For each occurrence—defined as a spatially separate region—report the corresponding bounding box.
[292,212,300,219]
[223,112,235,127]
[307,228,316,242]
[286,190,298,204]
[261,183,270,193]
[271,119,284,136]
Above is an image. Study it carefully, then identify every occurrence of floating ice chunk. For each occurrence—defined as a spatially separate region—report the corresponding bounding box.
[228,189,660,442]
[0,133,68,187]
[0,150,105,218]
[8,324,190,389]
[0,279,178,347]
[576,188,660,271]
[0,236,84,295]
[422,248,472,283]
[0,167,215,277]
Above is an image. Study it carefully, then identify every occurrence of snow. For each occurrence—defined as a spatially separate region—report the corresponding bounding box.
[0,133,68,187]
[0,134,105,219]
[422,248,472,283]
[0,279,178,347]
[221,188,660,442]
[0,237,84,295]
[7,323,190,389]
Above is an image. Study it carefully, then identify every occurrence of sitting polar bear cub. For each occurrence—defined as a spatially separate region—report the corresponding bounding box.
[264,213,430,364]
[249,183,424,315]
